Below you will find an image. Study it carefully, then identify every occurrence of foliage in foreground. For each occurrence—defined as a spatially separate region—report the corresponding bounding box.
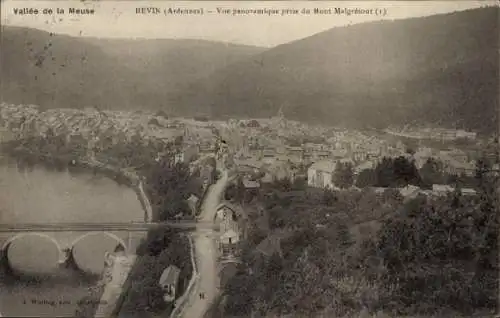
[219,160,498,317]
[117,228,192,318]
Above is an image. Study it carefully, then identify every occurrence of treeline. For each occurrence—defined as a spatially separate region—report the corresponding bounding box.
[3,127,169,171]
[215,160,498,317]
[143,155,203,221]
[217,178,402,317]
[354,156,480,190]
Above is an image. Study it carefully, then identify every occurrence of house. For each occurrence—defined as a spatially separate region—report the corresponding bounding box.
[264,161,295,182]
[246,119,261,128]
[455,130,477,140]
[261,147,276,159]
[313,150,331,161]
[216,202,247,255]
[488,163,500,177]
[216,201,246,222]
[174,144,199,164]
[255,235,283,258]
[441,157,475,177]
[260,171,274,184]
[235,159,264,177]
[331,148,348,159]
[286,146,304,162]
[159,265,181,302]
[307,160,337,189]
[432,184,455,196]
[460,188,477,196]
[216,201,247,236]
[220,228,241,256]
[354,161,376,175]
[352,150,368,162]
[220,229,239,245]
[242,178,260,189]
[369,187,388,195]
[254,230,293,258]
[186,194,199,217]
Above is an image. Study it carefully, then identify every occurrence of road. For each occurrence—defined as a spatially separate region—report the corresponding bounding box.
[176,169,231,318]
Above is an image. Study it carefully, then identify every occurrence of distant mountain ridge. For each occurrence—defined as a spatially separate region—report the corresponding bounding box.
[0,25,265,112]
[172,7,499,134]
[1,7,499,134]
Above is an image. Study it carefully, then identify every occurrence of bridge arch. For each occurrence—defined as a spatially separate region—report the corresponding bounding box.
[70,232,127,254]
[2,233,62,259]
[1,233,63,272]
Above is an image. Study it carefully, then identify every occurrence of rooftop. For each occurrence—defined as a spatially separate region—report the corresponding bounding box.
[309,160,338,173]
[159,265,181,287]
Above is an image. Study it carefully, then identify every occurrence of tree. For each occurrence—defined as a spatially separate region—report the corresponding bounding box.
[155,110,168,119]
[355,168,377,188]
[373,181,498,315]
[322,188,336,206]
[225,178,245,202]
[144,155,194,221]
[375,157,395,187]
[392,156,422,187]
[333,161,354,189]
[375,156,421,188]
[419,157,444,188]
[136,227,175,256]
[148,118,161,126]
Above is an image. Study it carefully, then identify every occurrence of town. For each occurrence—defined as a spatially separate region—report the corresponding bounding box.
[1,102,497,200]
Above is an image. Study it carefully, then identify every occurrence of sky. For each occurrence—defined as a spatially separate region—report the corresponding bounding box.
[1,1,495,47]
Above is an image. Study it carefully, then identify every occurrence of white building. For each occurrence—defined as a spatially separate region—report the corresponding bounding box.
[221,229,239,245]
[307,160,337,189]
[432,184,455,196]
[159,265,181,303]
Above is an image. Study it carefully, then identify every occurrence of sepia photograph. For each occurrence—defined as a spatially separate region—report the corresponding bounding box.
[0,1,499,317]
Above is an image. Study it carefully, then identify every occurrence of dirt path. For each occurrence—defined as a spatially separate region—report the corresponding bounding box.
[176,169,230,318]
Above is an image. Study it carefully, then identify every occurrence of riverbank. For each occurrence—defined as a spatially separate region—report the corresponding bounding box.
[0,145,152,222]
[94,254,136,318]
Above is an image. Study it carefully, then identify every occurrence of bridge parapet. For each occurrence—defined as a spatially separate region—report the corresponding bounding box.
[0,221,216,232]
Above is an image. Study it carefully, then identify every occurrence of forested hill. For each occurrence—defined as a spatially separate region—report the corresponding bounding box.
[172,7,499,135]
[0,26,265,113]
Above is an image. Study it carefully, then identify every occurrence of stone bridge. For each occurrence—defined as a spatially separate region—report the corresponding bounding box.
[0,221,216,273]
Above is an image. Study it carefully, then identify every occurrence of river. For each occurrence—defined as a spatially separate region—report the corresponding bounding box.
[0,157,144,317]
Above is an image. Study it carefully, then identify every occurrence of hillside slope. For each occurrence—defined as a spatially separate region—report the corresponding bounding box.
[0,26,265,113]
[174,7,499,134]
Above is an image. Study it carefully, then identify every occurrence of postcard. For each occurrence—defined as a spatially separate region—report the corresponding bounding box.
[0,1,498,317]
